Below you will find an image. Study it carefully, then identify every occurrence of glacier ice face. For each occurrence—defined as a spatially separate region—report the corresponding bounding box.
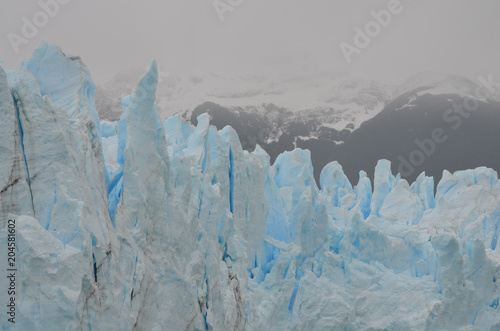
[1,43,500,330]
[0,67,34,218]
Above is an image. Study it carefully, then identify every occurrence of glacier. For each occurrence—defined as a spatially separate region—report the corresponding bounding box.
[1,43,500,330]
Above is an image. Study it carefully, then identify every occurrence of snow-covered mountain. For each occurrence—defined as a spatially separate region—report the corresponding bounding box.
[96,67,392,128]
[2,43,500,330]
[394,71,493,101]
[328,75,500,182]
[176,71,500,185]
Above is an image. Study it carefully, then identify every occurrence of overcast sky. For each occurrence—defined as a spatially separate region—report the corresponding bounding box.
[1,0,499,85]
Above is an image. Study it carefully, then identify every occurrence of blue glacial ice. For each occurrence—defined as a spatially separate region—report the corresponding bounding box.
[1,43,500,330]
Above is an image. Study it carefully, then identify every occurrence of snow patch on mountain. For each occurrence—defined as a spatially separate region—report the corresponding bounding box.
[394,71,488,101]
